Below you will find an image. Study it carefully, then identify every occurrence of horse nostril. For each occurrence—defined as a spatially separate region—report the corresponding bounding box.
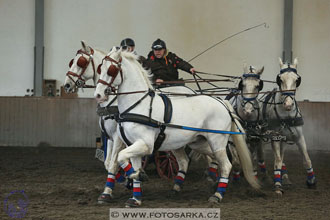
[64,84,70,89]
[96,94,101,99]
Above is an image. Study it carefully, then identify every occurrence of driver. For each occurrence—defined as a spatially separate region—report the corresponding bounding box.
[145,38,195,86]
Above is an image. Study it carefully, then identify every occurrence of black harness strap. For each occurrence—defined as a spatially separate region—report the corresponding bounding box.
[100,118,110,139]
[262,89,276,120]
[154,94,172,152]
[117,94,173,151]
[119,123,132,146]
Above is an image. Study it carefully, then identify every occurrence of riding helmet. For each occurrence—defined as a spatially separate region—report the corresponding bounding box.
[120,38,135,47]
[152,38,166,50]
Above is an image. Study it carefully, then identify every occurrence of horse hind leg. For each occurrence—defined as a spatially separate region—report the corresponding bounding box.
[208,146,232,203]
[228,141,241,184]
[167,148,190,196]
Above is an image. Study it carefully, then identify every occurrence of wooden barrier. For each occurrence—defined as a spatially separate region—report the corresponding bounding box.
[0,97,99,147]
[0,97,328,150]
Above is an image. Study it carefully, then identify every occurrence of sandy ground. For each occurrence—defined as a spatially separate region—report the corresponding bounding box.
[0,146,329,220]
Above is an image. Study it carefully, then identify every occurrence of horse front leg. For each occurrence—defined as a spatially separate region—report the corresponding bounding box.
[98,135,125,204]
[125,157,144,207]
[280,143,292,186]
[271,140,284,196]
[117,139,152,181]
[295,131,316,188]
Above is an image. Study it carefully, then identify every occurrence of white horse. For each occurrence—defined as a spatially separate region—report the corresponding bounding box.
[64,41,213,203]
[262,58,316,195]
[94,47,260,207]
[227,65,268,182]
[64,41,127,203]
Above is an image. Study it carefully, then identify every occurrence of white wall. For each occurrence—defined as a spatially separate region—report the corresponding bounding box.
[43,0,283,97]
[1,0,329,101]
[0,0,35,96]
[293,0,330,102]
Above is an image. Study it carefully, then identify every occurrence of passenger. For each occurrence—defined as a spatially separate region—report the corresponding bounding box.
[120,38,136,53]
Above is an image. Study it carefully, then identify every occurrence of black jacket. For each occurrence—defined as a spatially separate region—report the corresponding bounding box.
[146,51,193,82]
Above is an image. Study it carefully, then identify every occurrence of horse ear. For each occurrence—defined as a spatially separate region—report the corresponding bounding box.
[279,57,284,67]
[293,57,298,67]
[243,63,248,73]
[81,40,87,51]
[257,66,264,75]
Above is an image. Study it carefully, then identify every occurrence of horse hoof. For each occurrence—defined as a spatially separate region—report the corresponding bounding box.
[274,185,284,197]
[208,194,222,203]
[282,177,292,187]
[138,170,149,182]
[206,176,217,183]
[97,193,114,204]
[306,178,317,189]
[125,178,133,190]
[167,189,180,198]
[125,198,142,208]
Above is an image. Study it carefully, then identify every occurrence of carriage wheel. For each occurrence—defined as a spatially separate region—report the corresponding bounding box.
[155,151,179,180]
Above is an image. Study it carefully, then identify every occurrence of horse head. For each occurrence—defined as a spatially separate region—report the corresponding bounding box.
[95,46,123,103]
[64,40,97,93]
[277,57,300,111]
[238,64,264,118]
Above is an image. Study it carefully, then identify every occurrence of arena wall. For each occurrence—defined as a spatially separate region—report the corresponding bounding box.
[0,97,328,151]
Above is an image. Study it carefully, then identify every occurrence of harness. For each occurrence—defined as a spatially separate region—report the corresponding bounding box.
[96,97,119,139]
[226,92,264,142]
[96,52,245,150]
[117,91,173,152]
[261,88,304,141]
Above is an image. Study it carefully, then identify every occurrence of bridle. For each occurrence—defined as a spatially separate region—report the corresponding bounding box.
[97,55,123,94]
[238,73,263,109]
[66,48,96,88]
[276,65,301,103]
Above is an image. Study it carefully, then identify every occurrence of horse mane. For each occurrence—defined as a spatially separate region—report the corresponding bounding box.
[121,51,153,89]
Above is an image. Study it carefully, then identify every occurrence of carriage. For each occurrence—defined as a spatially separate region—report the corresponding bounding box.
[65,41,316,207]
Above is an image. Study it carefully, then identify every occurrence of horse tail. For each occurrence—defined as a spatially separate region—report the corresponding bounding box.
[223,100,260,190]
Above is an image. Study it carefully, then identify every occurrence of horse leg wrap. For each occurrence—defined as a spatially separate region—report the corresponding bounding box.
[115,169,125,183]
[106,172,116,189]
[274,169,282,185]
[174,171,186,192]
[208,162,219,180]
[281,163,288,176]
[258,160,267,173]
[306,167,317,187]
[253,170,258,179]
[120,161,135,177]
[232,171,240,181]
[133,180,142,200]
[216,177,229,197]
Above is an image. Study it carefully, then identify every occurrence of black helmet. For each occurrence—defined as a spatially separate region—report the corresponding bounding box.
[152,38,166,50]
[120,38,135,47]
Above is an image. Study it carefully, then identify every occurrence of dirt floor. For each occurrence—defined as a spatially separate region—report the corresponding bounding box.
[0,146,329,220]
